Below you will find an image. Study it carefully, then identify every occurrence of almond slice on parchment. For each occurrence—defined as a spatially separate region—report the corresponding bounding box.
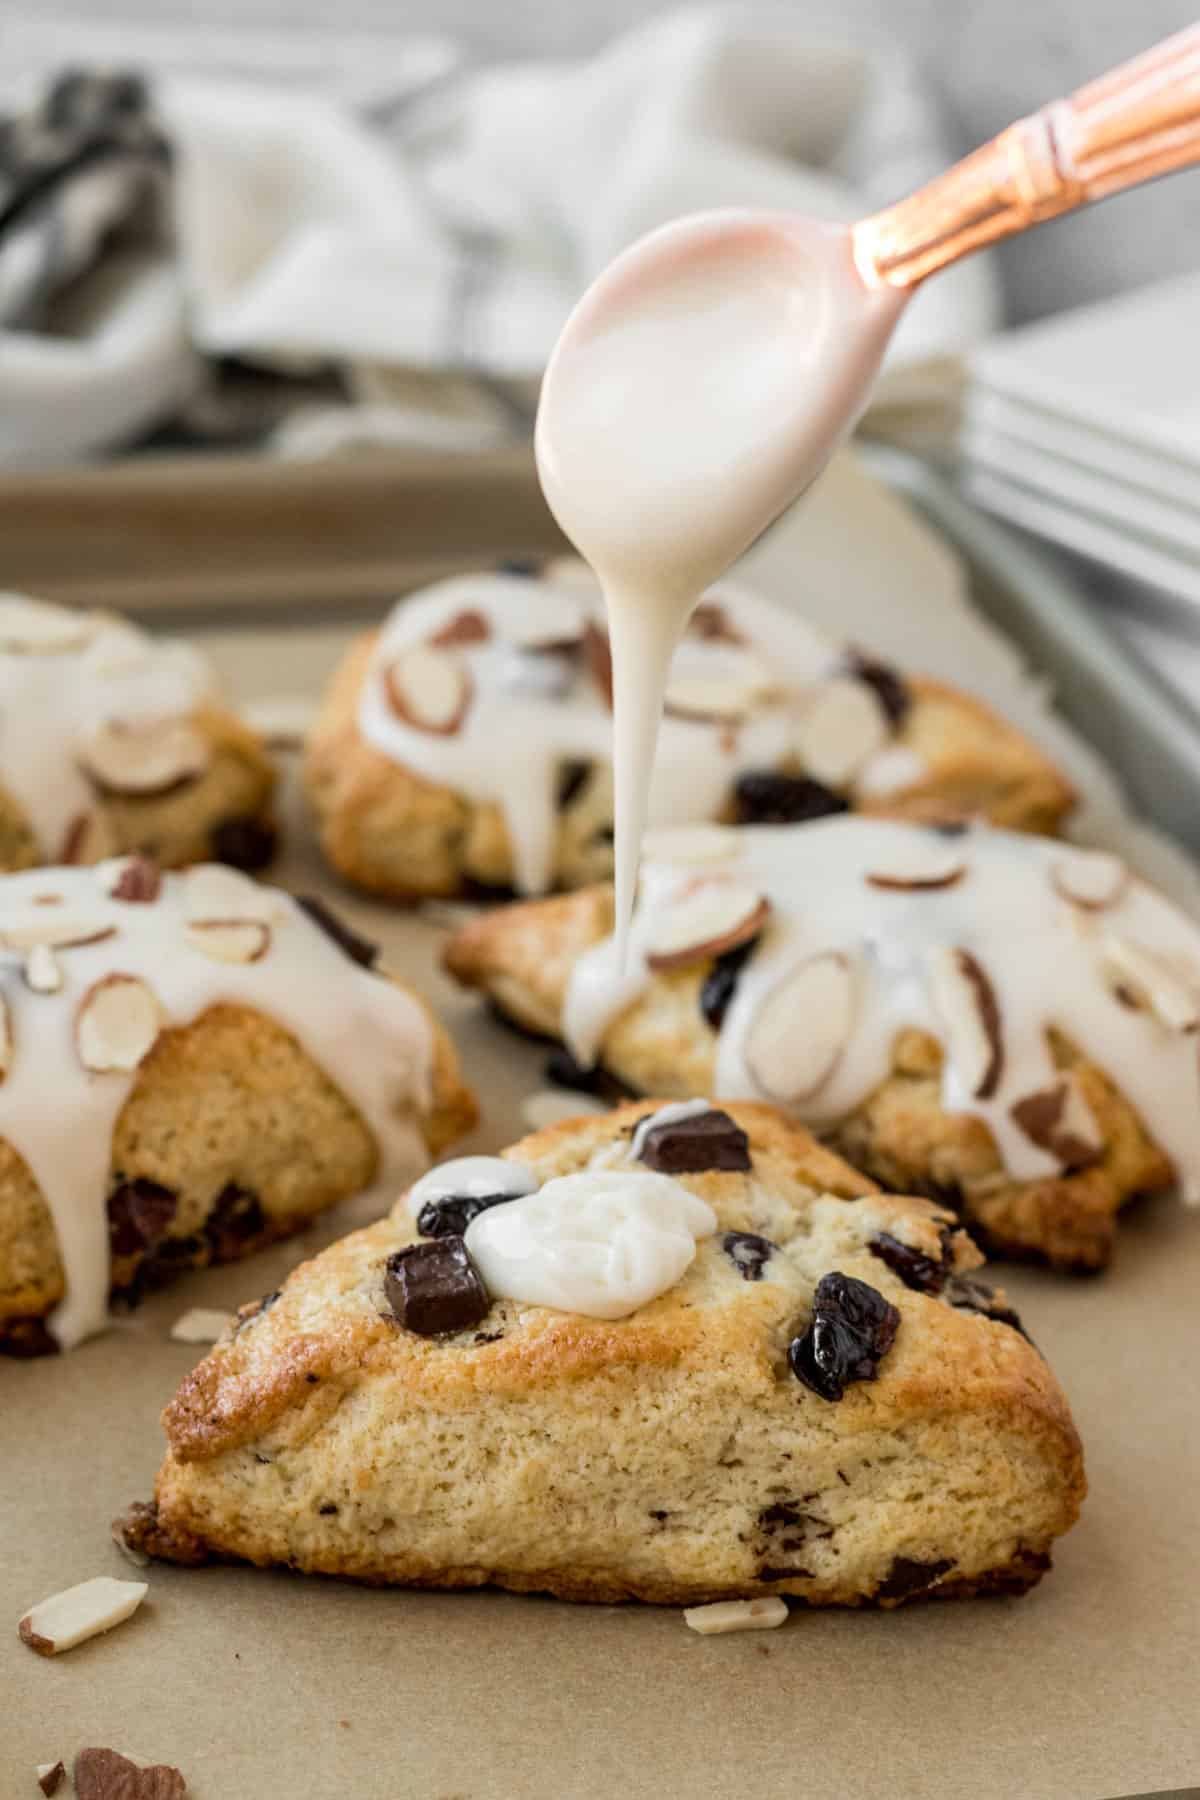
[383,644,473,735]
[18,1575,147,1656]
[170,1307,236,1345]
[184,918,271,965]
[78,718,211,797]
[683,1596,788,1635]
[795,676,891,788]
[76,975,161,1073]
[1050,848,1128,912]
[1100,935,1200,1032]
[928,947,1004,1100]
[645,882,770,972]
[744,952,855,1102]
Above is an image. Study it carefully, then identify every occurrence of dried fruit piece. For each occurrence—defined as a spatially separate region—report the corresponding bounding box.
[170,1307,235,1344]
[107,1180,176,1256]
[1010,1078,1103,1170]
[683,1597,787,1634]
[795,676,890,787]
[722,1231,777,1280]
[23,944,62,994]
[744,953,855,1103]
[699,937,759,1031]
[788,1271,900,1402]
[733,770,849,826]
[384,1237,490,1335]
[0,593,94,654]
[78,718,211,796]
[410,1155,538,1238]
[635,1105,751,1174]
[184,918,271,964]
[76,975,161,1073]
[868,1230,949,1295]
[383,645,473,736]
[842,649,911,726]
[295,894,379,968]
[928,947,1004,1099]
[945,1274,1027,1337]
[645,881,770,972]
[106,855,162,903]
[18,1576,147,1656]
[1050,848,1128,911]
[1100,935,1200,1032]
[74,1747,187,1800]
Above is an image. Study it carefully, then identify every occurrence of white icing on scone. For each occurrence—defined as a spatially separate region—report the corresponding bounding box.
[0,861,435,1349]
[563,817,1200,1200]
[0,595,215,857]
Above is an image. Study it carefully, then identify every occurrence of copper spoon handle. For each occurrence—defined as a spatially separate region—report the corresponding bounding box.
[853,23,1200,289]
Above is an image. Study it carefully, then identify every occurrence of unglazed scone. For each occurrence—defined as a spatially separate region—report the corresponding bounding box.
[304,561,1074,901]
[0,593,277,873]
[118,1101,1084,1606]
[442,817,1198,1271]
[0,861,476,1355]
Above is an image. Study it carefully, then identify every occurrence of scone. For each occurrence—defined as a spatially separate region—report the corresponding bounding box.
[0,860,476,1355]
[304,560,1074,900]
[443,816,1198,1271]
[0,593,276,872]
[118,1101,1084,1607]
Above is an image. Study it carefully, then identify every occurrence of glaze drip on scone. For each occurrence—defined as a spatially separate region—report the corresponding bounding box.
[563,817,1200,1199]
[0,862,435,1348]
[0,594,214,857]
[357,568,922,895]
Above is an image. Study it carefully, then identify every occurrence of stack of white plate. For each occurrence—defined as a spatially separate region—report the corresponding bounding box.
[959,273,1200,619]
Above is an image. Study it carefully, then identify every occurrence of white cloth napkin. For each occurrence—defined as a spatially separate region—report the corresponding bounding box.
[0,6,1000,464]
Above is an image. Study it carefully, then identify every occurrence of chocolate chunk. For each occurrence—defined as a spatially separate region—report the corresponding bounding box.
[868,1229,950,1296]
[384,1237,490,1335]
[699,937,759,1031]
[723,1232,777,1281]
[417,1190,516,1239]
[74,1746,187,1800]
[109,855,161,903]
[758,1564,813,1582]
[637,1107,751,1174]
[107,1180,176,1258]
[0,1314,60,1358]
[205,1183,265,1259]
[843,649,911,727]
[788,1271,901,1402]
[945,1274,1028,1339]
[295,894,379,969]
[733,771,850,826]
[556,758,592,810]
[210,814,278,872]
[876,1556,954,1600]
[544,1046,631,1105]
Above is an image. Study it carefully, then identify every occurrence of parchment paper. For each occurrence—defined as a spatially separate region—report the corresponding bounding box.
[3,461,1199,1800]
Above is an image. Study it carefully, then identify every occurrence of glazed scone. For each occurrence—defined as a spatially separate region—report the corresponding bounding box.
[0,593,276,873]
[118,1101,1084,1606]
[304,561,1074,900]
[0,861,476,1355]
[443,817,1197,1271]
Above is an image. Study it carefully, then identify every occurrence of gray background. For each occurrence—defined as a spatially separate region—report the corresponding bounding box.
[22,0,1200,324]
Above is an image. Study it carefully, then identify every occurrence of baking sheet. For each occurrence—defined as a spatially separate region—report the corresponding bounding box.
[4,472,1200,1800]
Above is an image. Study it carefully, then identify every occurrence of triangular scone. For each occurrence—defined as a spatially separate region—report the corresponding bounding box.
[442,819,1188,1270]
[120,1101,1084,1608]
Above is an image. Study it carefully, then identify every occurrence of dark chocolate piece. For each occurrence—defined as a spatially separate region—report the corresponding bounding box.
[210,814,278,872]
[295,894,380,969]
[722,1231,777,1281]
[842,649,911,727]
[384,1237,490,1335]
[876,1556,954,1600]
[788,1271,900,1402]
[544,1046,631,1105]
[733,771,849,826]
[637,1107,751,1175]
[107,1179,177,1257]
[417,1190,517,1239]
[205,1183,265,1259]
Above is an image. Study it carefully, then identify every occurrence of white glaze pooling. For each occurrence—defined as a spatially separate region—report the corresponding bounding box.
[464,1168,716,1321]
[563,817,1200,1198]
[0,862,435,1349]
[535,210,906,946]
[358,569,900,896]
[0,595,213,857]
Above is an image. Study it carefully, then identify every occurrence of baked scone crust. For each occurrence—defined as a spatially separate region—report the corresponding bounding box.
[0,994,476,1355]
[305,628,1075,902]
[443,887,1171,1269]
[121,1102,1084,1606]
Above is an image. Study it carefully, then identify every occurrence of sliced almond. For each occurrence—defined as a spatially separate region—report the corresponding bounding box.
[0,593,95,654]
[18,1575,147,1656]
[170,1306,236,1344]
[664,645,773,724]
[0,992,11,1079]
[76,975,161,1074]
[1011,1075,1103,1170]
[1101,935,1200,1032]
[683,1596,788,1635]
[928,947,1004,1100]
[0,918,114,952]
[59,810,116,865]
[641,824,740,866]
[78,718,211,798]
[795,676,891,788]
[24,944,63,994]
[504,588,585,653]
[645,881,770,972]
[745,952,855,1102]
[866,848,967,892]
[430,608,491,648]
[383,644,473,736]
[105,855,162,904]
[1050,848,1128,912]
[185,918,271,965]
